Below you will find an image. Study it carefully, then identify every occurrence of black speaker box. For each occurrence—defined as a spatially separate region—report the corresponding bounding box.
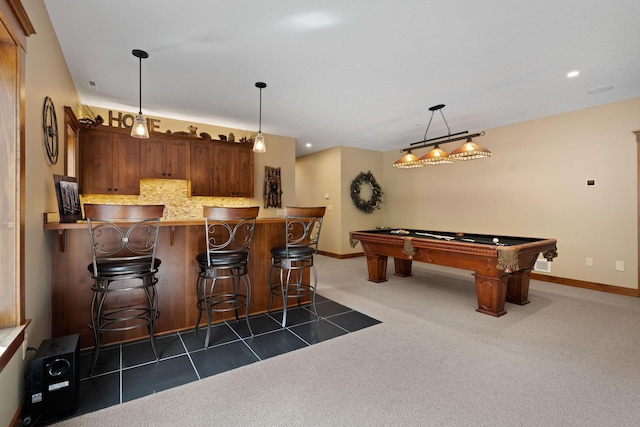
[28,334,80,424]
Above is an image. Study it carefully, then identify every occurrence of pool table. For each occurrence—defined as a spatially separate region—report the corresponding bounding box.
[349,229,558,317]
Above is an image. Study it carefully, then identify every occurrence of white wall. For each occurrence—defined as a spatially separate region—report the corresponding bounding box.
[296,147,342,254]
[340,147,384,254]
[296,146,384,255]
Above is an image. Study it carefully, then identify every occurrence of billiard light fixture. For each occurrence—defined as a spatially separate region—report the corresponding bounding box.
[393,104,491,168]
[253,82,267,153]
[131,49,150,139]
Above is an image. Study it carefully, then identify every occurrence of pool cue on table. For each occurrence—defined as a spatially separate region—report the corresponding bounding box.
[415,232,455,241]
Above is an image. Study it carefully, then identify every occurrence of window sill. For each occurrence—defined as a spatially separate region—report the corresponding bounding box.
[0,320,30,372]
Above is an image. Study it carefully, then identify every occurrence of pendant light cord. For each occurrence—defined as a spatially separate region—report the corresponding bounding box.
[258,87,262,132]
[423,105,452,141]
[438,109,451,137]
[138,56,143,115]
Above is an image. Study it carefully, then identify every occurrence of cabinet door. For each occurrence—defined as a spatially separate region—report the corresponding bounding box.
[212,143,235,196]
[141,138,167,178]
[111,133,141,194]
[189,140,215,196]
[79,128,113,194]
[235,145,254,197]
[211,144,254,197]
[141,138,188,179]
[166,140,188,179]
[80,128,141,194]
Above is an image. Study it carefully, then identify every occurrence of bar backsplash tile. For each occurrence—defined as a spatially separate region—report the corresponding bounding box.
[80,179,251,220]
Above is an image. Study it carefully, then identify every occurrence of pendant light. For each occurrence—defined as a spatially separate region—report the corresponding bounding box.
[448,137,492,160]
[253,82,267,153]
[419,144,454,165]
[392,150,421,168]
[131,49,150,139]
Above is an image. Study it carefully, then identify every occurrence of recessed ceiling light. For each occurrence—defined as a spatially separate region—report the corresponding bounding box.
[588,86,614,94]
[566,71,580,78]
[305,143,312,148]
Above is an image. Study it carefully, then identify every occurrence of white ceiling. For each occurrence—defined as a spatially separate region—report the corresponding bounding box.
[44,0,640,157]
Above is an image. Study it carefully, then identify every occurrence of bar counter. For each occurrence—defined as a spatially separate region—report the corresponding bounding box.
[45,218,292,349]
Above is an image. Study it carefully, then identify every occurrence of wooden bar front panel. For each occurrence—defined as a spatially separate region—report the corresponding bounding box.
[49,220,289,349]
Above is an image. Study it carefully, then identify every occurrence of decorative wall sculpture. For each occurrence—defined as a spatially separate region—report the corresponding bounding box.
[264,166,282,208]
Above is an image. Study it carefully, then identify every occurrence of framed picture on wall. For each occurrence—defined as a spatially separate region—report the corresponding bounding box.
[53,174,82,222]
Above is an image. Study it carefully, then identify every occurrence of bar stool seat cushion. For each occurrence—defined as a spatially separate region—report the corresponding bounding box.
[270,245,315,259]
[87,258,161,276]
[196,250,248,268]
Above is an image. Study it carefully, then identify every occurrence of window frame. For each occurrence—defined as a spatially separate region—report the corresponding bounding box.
[0,0,33,372]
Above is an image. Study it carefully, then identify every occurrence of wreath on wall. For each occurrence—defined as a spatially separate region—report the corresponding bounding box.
[350,171,383,213]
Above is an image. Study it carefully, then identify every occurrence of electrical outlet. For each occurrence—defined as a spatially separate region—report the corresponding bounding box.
[586,257,593,267]
[616,260,625,272]
[22,333,28,360]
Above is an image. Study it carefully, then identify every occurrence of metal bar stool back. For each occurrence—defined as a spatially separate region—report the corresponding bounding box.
[195,206,260,348]
[268,206,326,327]
[84,204,165,375]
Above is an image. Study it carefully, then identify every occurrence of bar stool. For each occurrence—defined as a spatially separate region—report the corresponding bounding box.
[84,204,165,375]
[194,206,260,348]
[268,206,326,327]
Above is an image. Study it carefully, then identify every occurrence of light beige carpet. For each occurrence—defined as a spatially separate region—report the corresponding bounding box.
[54,255,640,426]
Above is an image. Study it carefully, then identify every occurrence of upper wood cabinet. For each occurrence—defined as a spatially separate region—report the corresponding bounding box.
[189,140,216,196]
[190,140,254,197]
[141,137,189,179]
[212,143,254,197]
[79,126,253,198]
[79,127,141,195]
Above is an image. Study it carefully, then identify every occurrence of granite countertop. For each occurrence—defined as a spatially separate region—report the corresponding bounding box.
[44,217,285,230]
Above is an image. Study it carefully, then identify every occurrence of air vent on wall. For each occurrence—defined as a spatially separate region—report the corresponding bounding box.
[534,259,551,273]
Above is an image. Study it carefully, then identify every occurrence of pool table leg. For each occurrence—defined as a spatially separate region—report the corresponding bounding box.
[473,273,507,317]
[393,258,413,277]
[505,269,531,305]
[365,255,389,282]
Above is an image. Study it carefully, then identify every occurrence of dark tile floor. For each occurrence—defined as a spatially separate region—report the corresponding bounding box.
[44,295,380,425]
